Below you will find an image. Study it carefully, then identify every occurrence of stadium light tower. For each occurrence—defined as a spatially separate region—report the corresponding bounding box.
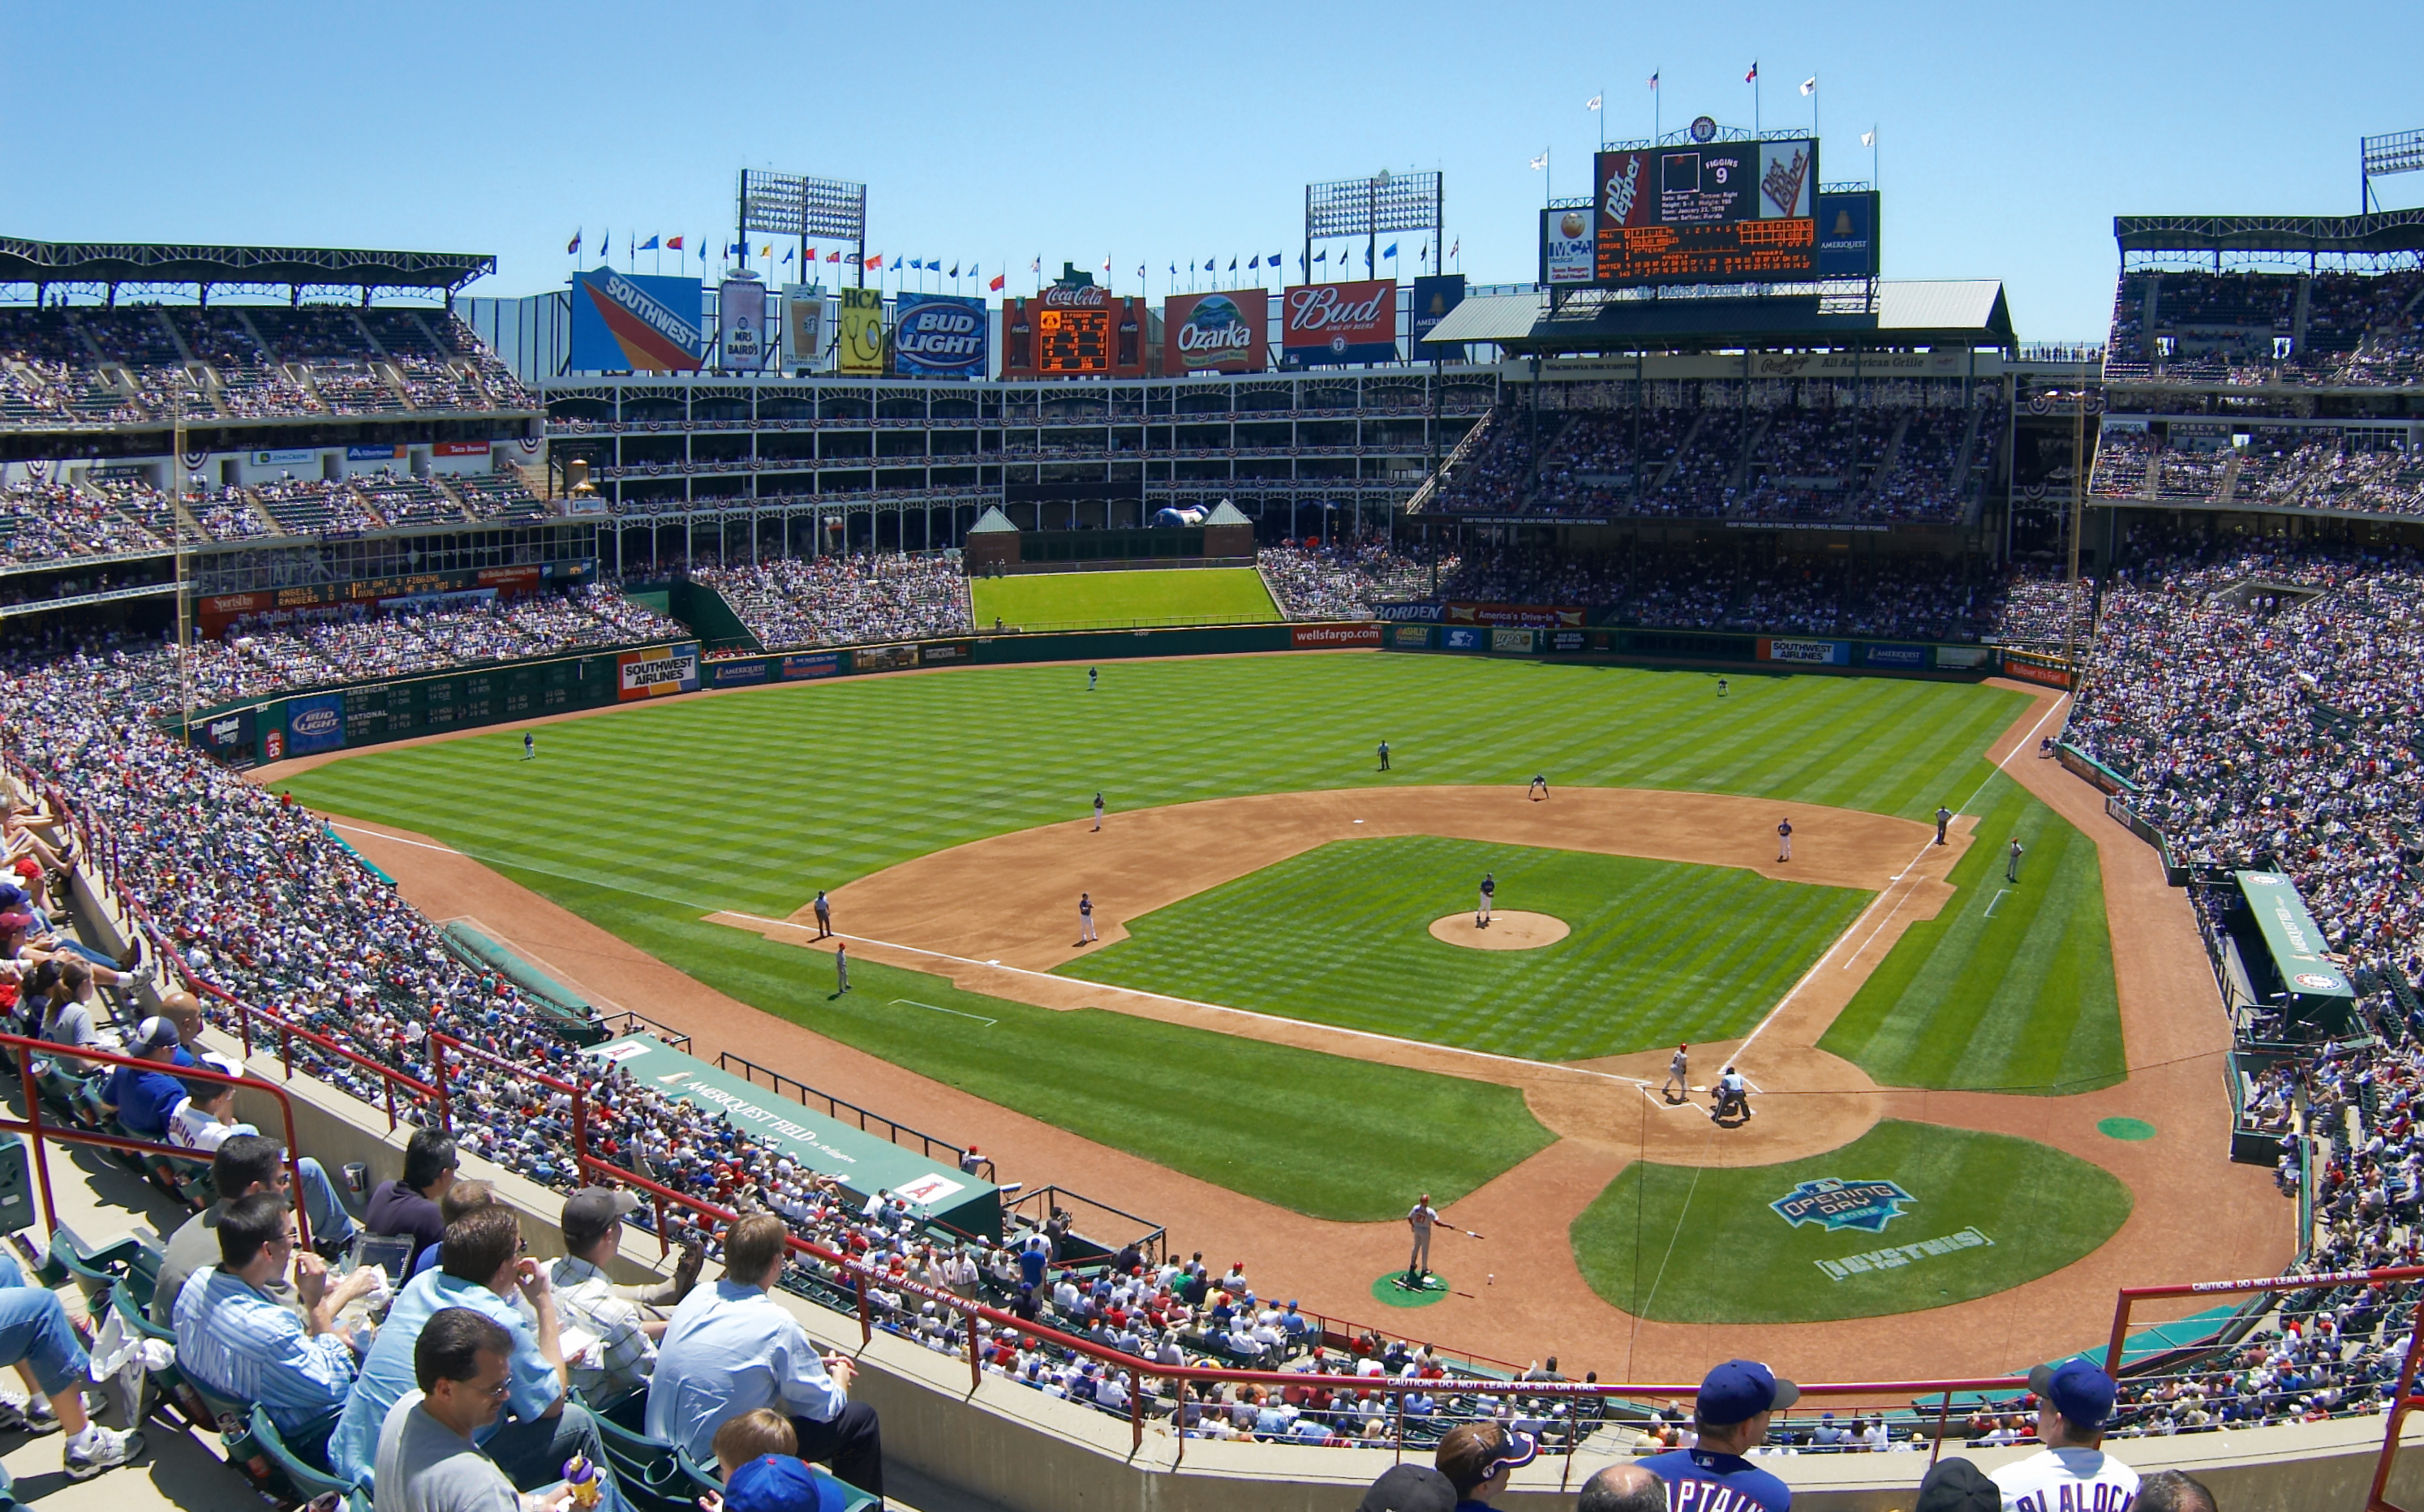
[2361,129,2424,213]
[1303,170,1442,285]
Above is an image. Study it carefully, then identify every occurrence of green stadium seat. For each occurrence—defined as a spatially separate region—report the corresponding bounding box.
[244,1403,352,1503]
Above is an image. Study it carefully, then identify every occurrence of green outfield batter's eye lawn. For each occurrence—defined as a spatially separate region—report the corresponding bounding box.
[969,568,1279,632]
[1571,1120,2133,1324]
[1058,835,1870,1061]
[1820,772,2122,1095]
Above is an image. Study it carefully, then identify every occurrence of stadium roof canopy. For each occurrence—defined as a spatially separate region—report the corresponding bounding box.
[1420,279,2014,355]
[2114,208,2424,259]
[0,236,496,296]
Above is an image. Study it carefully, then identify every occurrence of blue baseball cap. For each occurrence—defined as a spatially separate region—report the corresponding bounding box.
[2029,1360,2117,1431]
[724,1455,848,1512]
[1696,1359,1799,1425]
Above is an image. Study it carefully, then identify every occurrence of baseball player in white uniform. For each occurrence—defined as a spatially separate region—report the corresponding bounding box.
[1404,1195,1439,1286]
[1661,1044,1690,1101]
[1992,1360,2139,1512]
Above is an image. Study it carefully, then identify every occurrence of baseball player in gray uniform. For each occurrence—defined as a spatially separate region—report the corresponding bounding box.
[1077,891,1098,944]
[1776,818,1793,862]
[1661,1043,1690,1101]
[1476,872,1495,928]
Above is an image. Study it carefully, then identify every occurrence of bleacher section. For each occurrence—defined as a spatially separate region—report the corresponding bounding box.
[2104,268,2424,388]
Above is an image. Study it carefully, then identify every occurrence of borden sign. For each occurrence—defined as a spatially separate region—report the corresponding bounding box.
[1163,290,1265,374]
[617,643,700,701]
[1282,279,1395,367]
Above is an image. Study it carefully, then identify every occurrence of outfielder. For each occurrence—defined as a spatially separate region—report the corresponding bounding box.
[522,732,535,761]
[1377,740,1390,771]
[1661,1043,1690,1101]
[833,942,851,994]
[1088,666,1098,691]
[1077,891,1097,944]
[1776,818,1793,862]
[1476,872,1496,928]
[1405,1193,1439,1285]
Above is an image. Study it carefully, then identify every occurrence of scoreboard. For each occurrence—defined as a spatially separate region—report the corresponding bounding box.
[1590,137,1819,288]
[1002,281,1153,379]
[1034,304,1111,374]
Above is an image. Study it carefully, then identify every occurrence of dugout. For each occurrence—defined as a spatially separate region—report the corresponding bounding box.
[2213,870,2357,1037]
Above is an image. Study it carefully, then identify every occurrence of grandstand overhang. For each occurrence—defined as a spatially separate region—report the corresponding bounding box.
[0,236,496,299]
[2114,210,2424,264]
[1422,280,2014,358]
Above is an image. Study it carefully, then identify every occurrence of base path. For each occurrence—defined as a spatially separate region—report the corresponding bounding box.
[286,677,2288,1382]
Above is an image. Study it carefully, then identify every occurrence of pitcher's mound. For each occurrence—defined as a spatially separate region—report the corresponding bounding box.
[1429,911,1571,951]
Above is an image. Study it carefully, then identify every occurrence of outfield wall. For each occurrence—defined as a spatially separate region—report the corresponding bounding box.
[1379,621,2001,679]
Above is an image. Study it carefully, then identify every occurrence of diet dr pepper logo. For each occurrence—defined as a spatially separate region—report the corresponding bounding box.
[1770,1177,1915,1235]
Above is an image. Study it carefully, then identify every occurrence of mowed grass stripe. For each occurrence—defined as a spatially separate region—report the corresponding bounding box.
[1818,775,2121,1093]
[1057,836,1871,1061]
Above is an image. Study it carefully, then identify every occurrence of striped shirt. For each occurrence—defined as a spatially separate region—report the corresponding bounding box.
[173,1265,358,1433]
[549,1255,656,1401]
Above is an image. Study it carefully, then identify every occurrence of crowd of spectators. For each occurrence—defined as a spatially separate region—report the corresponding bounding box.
[2104,268,2424,388]
[2096,427,2424,515]
[1258,539,1442,619]
[694,553,973,649]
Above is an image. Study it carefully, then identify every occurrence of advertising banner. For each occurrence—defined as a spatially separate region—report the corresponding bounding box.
[284,693,346,755]
[1592,139,1818,288]
[1816,191,1879,278]
[836,287,884,376]
[919,640,973,664]
[892,294,988,379]
[853,643,916,672]
[1282,280,1396,366]
[1442,626,1483,651]
[251,448,317,469]
[617,643,700,700]
[1540,207,1597,286]
[347,445,404,462]
[196,707,256,765]
[717,277,768,373]
[434,441,492,458]
[1409,274,1466,348]
[781,651,840,681]
[710,659,769,686]
[1163,290,1265,375]
[1934,646,1992,670]
[1547,628,1588,653]
[1862,643,1929,669]
[1444,602,1584,629]
[569,270,705,372]
[1760,638,1850,666]
[2001,655,2072,689]
[780,285,824,370]
[1372,602,1444,622]
[1390,624,1434,647]
[1289,624,1381,649]
[1490,628,1537,653]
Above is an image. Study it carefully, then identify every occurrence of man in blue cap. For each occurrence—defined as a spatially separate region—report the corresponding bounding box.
[1638,1359,1795,1510]
[1989,1359,2139,1509]
[719,1453,849,1512]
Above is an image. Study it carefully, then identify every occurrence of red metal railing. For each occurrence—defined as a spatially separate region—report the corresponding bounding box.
[427,1029,587,1159]
[0,1032,316,1247]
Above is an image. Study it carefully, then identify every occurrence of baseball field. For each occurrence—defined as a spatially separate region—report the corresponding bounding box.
[271,647,2268,1366]
[969,566,1278,630]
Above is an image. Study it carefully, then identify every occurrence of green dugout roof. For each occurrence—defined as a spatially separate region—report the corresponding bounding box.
[2235,870,2354,1001]
[584,1033,1001,1241]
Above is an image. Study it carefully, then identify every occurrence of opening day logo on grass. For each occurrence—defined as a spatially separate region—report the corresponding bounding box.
[1770,1177,1915,1234]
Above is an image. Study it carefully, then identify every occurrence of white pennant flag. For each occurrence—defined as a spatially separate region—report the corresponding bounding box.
[1860,129,1876,146]
[1584,93,1603,111]
[1529,152,1548,170]
[1801,75,1817,97]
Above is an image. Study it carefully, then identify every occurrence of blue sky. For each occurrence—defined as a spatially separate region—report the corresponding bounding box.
[4,1,2419,339]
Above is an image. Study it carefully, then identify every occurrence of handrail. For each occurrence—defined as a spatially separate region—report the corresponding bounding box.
[715,1050,990,1180]
[0,1030,315,1247]
[427,1029,586,1158]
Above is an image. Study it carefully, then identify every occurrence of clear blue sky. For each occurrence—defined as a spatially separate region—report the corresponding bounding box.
[5,1,2419,340]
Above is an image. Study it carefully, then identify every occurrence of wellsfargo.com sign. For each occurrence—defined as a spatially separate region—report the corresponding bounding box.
[1292,623,1381,648]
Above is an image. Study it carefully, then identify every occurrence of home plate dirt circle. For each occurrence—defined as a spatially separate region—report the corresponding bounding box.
[1428,910,1571,950]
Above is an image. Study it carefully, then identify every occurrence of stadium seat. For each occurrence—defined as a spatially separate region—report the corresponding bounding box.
[591,1411,722,1512]
[243,1403,352,1504]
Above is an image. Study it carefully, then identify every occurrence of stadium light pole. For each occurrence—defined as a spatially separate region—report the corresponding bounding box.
[172,380,195,745]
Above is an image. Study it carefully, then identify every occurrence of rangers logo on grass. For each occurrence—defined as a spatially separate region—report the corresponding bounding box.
[1770,1177,1914,1235]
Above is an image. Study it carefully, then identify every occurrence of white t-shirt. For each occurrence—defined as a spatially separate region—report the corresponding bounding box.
[1991,1445,2140,1511]
[165,1102,253,1154]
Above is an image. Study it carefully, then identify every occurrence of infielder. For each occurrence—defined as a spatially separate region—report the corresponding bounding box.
[1661,1043,1690,1101]
[1936,805,1953,845]
[1776,818,1793,862]
[1476,871,1496,928]
[2007,837,2025,883]
[833,942,851,994]
[1077,891,1097,944]
[1405,1193,1438,1286]
[1528,774,1549,801]
[1092,792,1105,831]
[1377,740,1390,771]
[812,890,832,939]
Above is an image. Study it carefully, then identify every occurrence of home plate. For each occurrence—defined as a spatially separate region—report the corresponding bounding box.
[1428,911,1571,951]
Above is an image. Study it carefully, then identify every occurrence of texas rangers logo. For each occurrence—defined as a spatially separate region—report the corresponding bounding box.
[1770,1178,1915,1235]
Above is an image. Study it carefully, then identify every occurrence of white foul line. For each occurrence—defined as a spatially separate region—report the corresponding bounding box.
[329,822,462,855]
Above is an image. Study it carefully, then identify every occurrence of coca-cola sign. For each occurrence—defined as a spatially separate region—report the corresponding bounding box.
[1163,290,1265,374]
[1282,278,1396,367]
[1042,282,1107,309]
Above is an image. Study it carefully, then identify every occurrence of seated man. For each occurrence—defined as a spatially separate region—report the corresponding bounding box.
[155,988,246,1077]
[408,1180,501,1282]
[155,1134,360,1326]
[97,1016,187,1137]
[548,1188,703,1406]
[367,1129,458,1274]
[173,1192,381,1433]
[373,1307,582,1512]
[647,1213,882,1500]
[333,1204,605,1494]
[0,1251,144,1480]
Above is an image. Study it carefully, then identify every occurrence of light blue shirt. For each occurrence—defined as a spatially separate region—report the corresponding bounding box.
[644,1280,848,1465]
[331,1268,561,1488]
[173,1265,359,1434]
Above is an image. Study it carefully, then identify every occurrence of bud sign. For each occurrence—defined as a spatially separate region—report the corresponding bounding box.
[1281,279,1396,367]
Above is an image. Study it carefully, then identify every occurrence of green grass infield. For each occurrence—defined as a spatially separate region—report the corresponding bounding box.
[1570,1119,2133,1324]
[970,567,1279,632]
[1058,835,1871,1062]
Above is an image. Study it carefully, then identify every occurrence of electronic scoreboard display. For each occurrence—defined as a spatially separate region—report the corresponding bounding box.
[1034,305,1111,374]
[1592,138,1819,288]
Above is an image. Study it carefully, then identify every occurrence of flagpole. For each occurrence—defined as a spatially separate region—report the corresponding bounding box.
[1753,63,1761,139]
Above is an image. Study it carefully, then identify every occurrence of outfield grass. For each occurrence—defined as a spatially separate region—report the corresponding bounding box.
[1059,835,1870,1061]
[1819,773,2122,1094]
[496,862,1552,1220]
[1569,1120,2133,1323]
[970,568,1279,631]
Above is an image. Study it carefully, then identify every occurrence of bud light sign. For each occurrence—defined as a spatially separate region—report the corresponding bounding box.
[284,693,346,756]
[1283,279,1396,367]
[892,294,989,378]
[1163,290,1265,374]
